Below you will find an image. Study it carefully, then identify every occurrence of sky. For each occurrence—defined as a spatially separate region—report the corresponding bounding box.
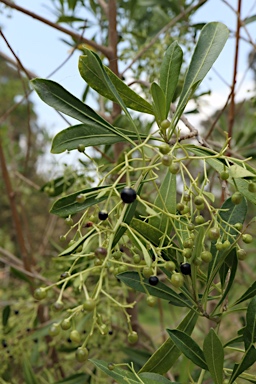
[0,0,256,143]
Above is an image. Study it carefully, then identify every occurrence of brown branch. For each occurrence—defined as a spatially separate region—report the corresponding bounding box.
[227,0,242,149]
[121,0,208,76]
[0,0,112,58]
[98,0,108,16]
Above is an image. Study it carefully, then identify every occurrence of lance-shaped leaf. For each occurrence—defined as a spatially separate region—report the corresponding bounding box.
[173,22,229,127]
[229,345,256,383]
[51,124,147,153]
[149,170,176,234]
[151,82,166,123]
[243,297,256,350]
[117,271,193,308]
[160,41,183,114]
[140,310,198,374]
[79,51,153,115]
[41,175,76,196]
[167,329,208,370]
[233,281,256,306]
[90,359,141,384]
[203,329,224,384]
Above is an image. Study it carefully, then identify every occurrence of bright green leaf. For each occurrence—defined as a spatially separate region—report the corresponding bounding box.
[2,305,11,327]
[151,82,166,123]
[203,329,224,384]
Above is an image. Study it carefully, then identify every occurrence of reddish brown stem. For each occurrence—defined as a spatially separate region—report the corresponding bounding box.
[227,0,242,149]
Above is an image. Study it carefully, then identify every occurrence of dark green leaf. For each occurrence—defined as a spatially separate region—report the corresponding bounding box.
[167,329,208,370]
[160,41,183,114]
[2,305,11,327]
[117,271,193,307]
[90,359,141,384]
[140,310,198,374]
[41,175,76,196]
[79,52,153,115]
[54,373,90,384]
[203,329,224,384]
[234,281,256,306]
[151,82,166,123]
[229,345,256,383]
[139,372,178,383]
[243,297,256,350]
[60,228,96,256]
[216,248,237,311]
[23,358,38,384]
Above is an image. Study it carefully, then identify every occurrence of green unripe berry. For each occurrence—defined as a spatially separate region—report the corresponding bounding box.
[53,301,64,311]
[143,266,153,278]
[112,250,122,260]
[160,119,170,130]
[237,249,247,260]
[193,257,202,266]
[169,163,179,174]
[231,192,242,205]
[146,295,157,307]
[108,363,115,371]
[216,241,224,251]
[49,323,60,337]
[76,194,86,203]
[201,251,212,263]
[70,330,81,343]
[195,215,205,225]
[182,248,192,259]
[208,227,220,240]
[118,265,128,273]
[223,239,231,249]
[242,234,253,244]
[133,254,141,264]
[76,347,89,362]
[170,273,184,288]
[83,298,96,311]
[34,287,47,300]
[161,155,172,166]
[196,203,205,211]
[188,223,195,231]
[65,217,73,226]
[128,331,138,344]
[220,170,229,180]
[248,182,256,193]
[181,206,190,215]
[183,238,193,249]
[159,144,171,155]
[61,318,72,330]
[194,196,204,206]
[77,144,85,152]
[165,261,176,272]
[176,202,185,212]
[183,192,190,202]
[234,222,243,231]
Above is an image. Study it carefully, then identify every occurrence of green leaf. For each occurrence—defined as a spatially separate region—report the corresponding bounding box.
[160,41,183,114]
[89,359,141,384]
[50,184,124,217]
[51,123,147,153]
[167,329,208,370]
[117,271,193,307]
[140,310,198,374]
[216,248,237,311]
[41,175,76,196]
[203,329,224,384]
[174,22,229,125]
[79,52,153,115]
[2,305,11,327]
[149,170,176,233]
[59,228,96,256]
[139,372,178,383]
[243,15,256,25]
[228,164,256,179]
[151,82,166,123]
[234,281,256,306]
[54,373,90,384]
[23,358,38,384]
[229,345,256,383]
[243,297,256,350]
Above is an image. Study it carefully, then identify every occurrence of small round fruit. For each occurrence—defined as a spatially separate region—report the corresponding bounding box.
[76,347,89,362]
[95,247,107,258]
[180,263,191,276]
[193,257,202,266]
[170,273,184,288]
[98,210,108,220]
[188,223,195,231]
[165,261,176,272]
[61,319,72,330]
[177,202,185,212]
[169,163,179,174]
[234,222,243,231]
[216,241,224,251]
[159,144,171,155]
[120,187,137,204]
[70,330,81,343]
[182,248,192,259]
[195,215,205,225]
[77,144,85,152]
[76,194,86,203]
[194,196,204,206]
[161,155,172,166]
[220,170,229,180]
[118,265,128,273]
[53,301,64,311]
[146,295,157,307]
[242,234,253,244]
[83,298,96,311]
[196,203,205,211]
[108,363,115,371]
[148,276,159,286]
[208,227,220,240]
[65,217,73,226]
[34,287,47,300]
[181,206,189,215]
[49,323,60,337]
[231,192,242,205]
[128,331,138,344]
[143,266,153,278]
[160,119,170,130]
[223,239,231,249]
[133,254,141,264]
[201,251,212,263]
[248,182,256,193]
[237,249,247,260]
[183,192,190,202]
[183,238,193,248]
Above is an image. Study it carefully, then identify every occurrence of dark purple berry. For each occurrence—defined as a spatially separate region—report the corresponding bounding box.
[180,263,191,275]
[98,210,108,220]
[148,276,159,286]
[120,187,137,204]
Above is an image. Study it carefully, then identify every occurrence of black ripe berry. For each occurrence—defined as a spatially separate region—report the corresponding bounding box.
[98,210,108,220]
[120,187,137,204]
[180,263,191,275]
[148,276,159,286]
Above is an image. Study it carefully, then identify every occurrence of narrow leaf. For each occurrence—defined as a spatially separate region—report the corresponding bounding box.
[90,359,141,384]
[229,345,256,383]
[203,329,224,384]
[234,281,256,306]
[151,82,166,123]
[167,329,208,370]
[139,372,179,383]
[79,52,153,115]
[216,248,237,311]
[243,297,256,350]
[23,358,38,384]
[54,373,90,384]
[140,310,198,374]
[2,305,11,327]
[160,41,183,114]
[41,175,76,196]
[117,271,193,307]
